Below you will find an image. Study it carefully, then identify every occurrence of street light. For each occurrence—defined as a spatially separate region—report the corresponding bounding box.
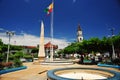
[6,31,15,63]
[109,28,116,59]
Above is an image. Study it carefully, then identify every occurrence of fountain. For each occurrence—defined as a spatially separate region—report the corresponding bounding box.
[47,67,120,80]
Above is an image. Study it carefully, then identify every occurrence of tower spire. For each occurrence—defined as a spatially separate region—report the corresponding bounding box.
[77,24,82,31]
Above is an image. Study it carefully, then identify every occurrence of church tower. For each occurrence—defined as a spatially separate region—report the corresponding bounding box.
[77,24,83,42]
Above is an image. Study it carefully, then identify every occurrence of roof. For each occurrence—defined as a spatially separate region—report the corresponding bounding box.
[44,42,58,49]
[77,24,82,31]
[23,46,36,49]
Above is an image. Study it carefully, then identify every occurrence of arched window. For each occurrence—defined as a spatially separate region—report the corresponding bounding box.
[80,38,82,40]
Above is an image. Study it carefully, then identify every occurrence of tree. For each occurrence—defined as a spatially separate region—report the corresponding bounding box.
[62,35,120,59]
[64,42,78,54]
[0,39,3,53]
[57,49,64,54]
[10,45,22,51]
[112,35,120,57]
[1,45,8,53]
[100,37,111,53]
[14,51,24,59]
[31,48,38,53]
[0,39,3,45]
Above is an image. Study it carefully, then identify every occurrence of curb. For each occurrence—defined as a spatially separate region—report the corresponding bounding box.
[0,66,27,74]
[97,63,120,69]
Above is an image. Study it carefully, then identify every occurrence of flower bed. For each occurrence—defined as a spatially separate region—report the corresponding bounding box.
[0,66,27,74]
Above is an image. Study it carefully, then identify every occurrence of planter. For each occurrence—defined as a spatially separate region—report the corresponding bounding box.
[97,63,120,69]
[0,66,27,74]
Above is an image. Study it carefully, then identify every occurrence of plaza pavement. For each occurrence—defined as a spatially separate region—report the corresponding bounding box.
[0,61,120,80]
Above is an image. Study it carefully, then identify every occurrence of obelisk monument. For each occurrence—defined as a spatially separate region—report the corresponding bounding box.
[38,21,45,61]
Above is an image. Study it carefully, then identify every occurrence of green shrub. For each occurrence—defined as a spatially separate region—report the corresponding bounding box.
[112,58,120,65]
[24,55,33,59]
[0,53,5,62]
[84,56,89,60]
[14,51,24,59]
[23,55,33,62]
[9,55,15,61]
[33,53,38,58]
[13,59,23,67]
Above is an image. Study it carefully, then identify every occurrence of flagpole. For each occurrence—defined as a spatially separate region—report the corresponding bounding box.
[50,0,54,61]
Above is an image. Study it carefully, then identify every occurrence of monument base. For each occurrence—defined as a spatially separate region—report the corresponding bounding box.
[38,56,45,62]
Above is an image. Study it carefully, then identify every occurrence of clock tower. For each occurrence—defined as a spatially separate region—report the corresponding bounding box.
[77,24,83,42]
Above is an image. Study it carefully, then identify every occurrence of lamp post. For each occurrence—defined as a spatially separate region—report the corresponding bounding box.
[110,28,116,59]
[6,31,14,63]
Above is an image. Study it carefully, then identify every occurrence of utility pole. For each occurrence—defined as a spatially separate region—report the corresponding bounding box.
[6,31,14,63]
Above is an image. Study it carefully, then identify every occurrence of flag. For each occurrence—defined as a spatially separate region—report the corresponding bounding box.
[44,3,53,15]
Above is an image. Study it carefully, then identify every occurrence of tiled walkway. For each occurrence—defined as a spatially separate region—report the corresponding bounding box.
[0,62,120,80]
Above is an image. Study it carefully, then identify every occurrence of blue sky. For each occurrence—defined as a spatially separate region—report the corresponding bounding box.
[0,0,120,48]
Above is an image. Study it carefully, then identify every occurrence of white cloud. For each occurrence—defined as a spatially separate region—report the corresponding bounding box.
[0,32,69,49]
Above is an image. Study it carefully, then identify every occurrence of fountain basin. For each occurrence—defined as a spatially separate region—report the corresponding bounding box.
[40,59,73,65]
[47,67,120,80]
[40,61,73,65]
